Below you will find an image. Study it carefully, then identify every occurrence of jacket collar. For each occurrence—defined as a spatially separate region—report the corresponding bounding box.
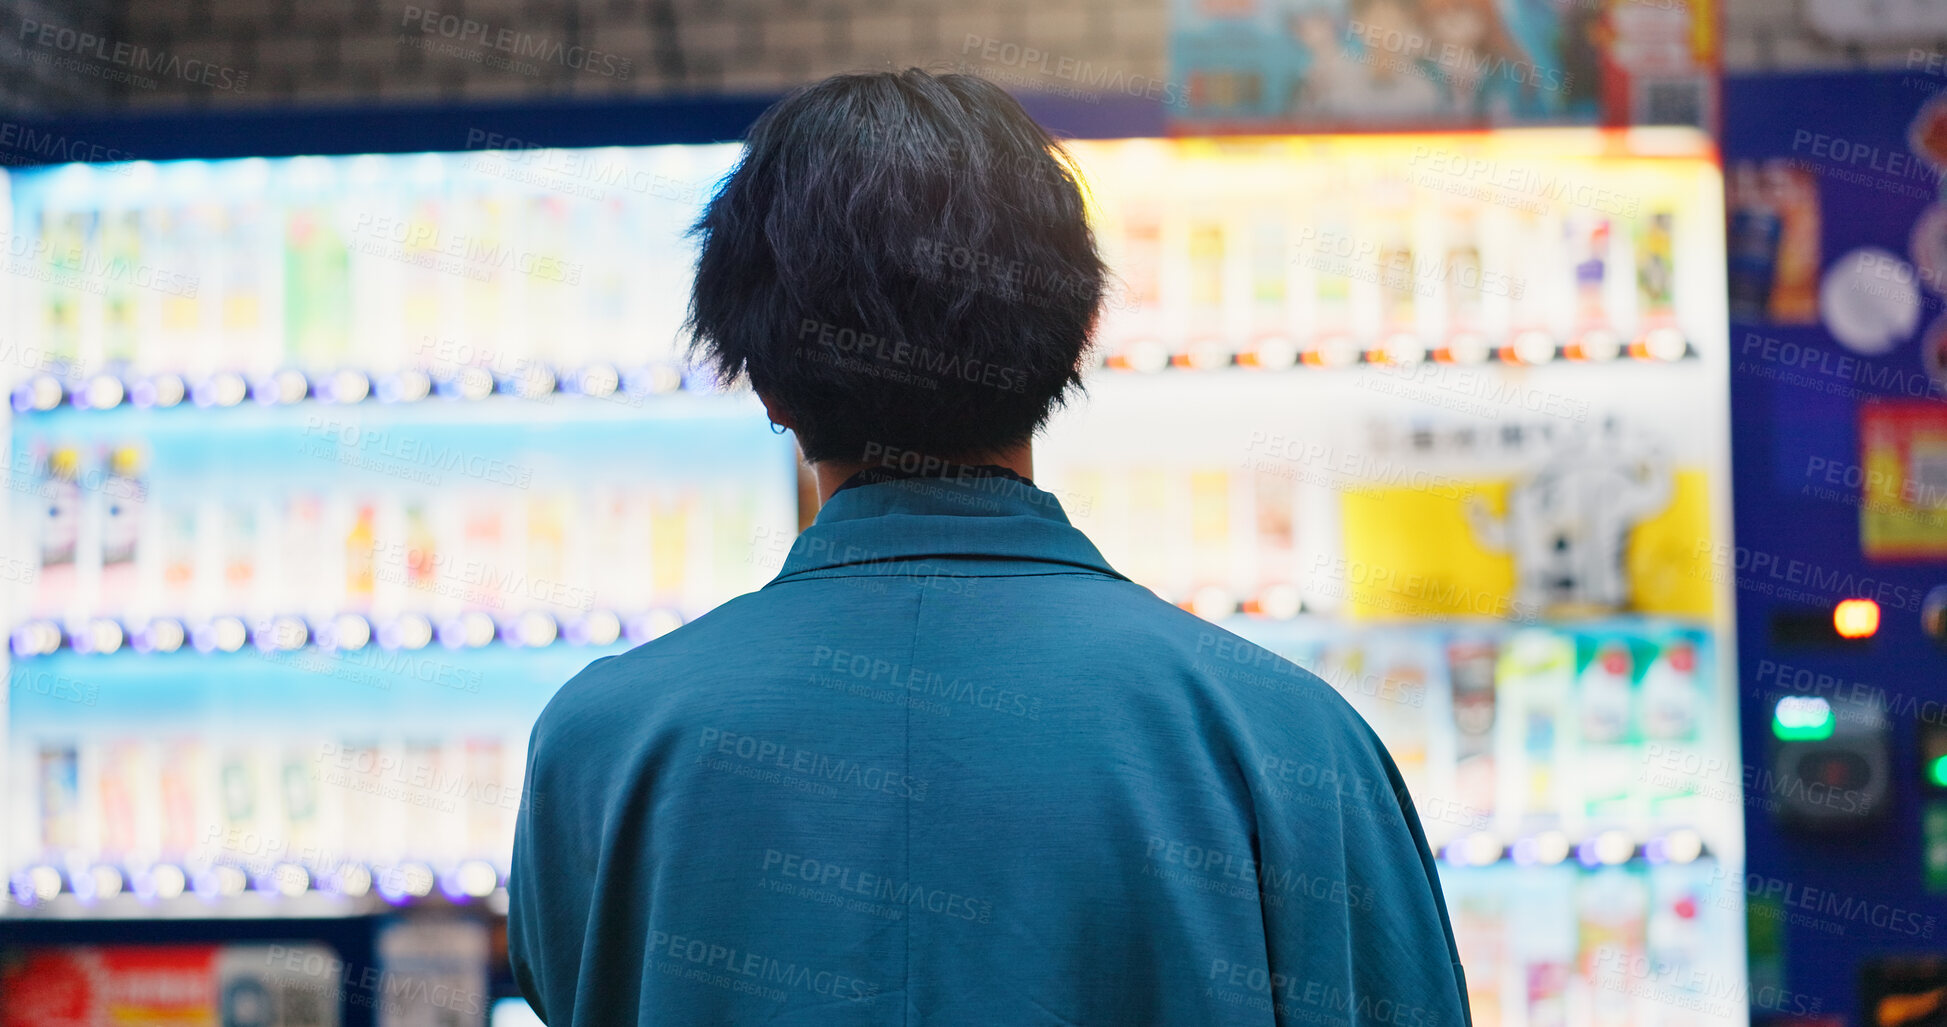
[831,462,1038,496]
[766,473,1128,584]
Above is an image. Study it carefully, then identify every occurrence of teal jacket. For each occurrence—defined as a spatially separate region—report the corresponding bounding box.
[509,471,1471,1026]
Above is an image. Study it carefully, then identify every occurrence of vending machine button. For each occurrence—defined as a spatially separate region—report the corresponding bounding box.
[1772,694,1891,831]
[1921,585,1947,644]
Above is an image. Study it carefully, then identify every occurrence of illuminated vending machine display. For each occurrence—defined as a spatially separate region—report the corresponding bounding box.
[0,147,797,1011]
[0,128,1739,1024]
[1038,130,1745,1027]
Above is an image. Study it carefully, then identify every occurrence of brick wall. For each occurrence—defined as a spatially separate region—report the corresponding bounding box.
[0,0,121,113]
[80,0,1164,110]
[1723,0,1947,72]
[3,0,1945,114]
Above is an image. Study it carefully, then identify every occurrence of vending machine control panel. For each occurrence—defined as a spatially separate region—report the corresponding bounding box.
[1727,69,1947,1018]
[1771,695,1891,830]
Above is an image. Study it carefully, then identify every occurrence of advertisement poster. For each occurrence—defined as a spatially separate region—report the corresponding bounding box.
[0,944,340,1027]
[1338,421,1715,621]
[375,919,489,1027]
[1860,402,1947,560]
[1168,0,1716,132]
[1725,159,1822,324]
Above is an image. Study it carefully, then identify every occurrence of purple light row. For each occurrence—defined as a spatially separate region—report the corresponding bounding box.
[10,328,1700,416]
[8,858,504,911]
[10,361,691,414]
[9,608,680,659]
[1438,827,1710,869]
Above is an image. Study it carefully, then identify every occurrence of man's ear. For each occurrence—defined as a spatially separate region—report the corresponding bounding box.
[756,389,796,431]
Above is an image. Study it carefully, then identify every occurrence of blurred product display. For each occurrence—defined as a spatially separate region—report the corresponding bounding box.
[1031,127,1741,1027]
[0,149,799,940]
[1,128,1741,1026]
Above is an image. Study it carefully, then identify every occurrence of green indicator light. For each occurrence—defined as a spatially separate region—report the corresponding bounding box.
[1772,696,1834,742]
[1930,756,1947,790]
[1772,717,1834,742]
[1927,804,1947,895]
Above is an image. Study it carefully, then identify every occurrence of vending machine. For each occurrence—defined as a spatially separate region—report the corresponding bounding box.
[1035,128,1748,1027]
[0,145,799,1023]
[1720,68,1947,1024]
[0,117,1744,1026]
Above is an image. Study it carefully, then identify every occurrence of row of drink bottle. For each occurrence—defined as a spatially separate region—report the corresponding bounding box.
[4,138,1700,389]
[7,421,792,632]
[1089,192,1688,368]
[21,729,530,900]
[7,618,1723,894]
[7,146,732,386]
[1226,618,1729,856]
[1069,136,1704,366]
[1435,860,1750,1027]
[11,429,1691,639]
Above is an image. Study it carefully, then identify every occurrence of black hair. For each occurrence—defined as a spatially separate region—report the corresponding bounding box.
[684,68,1107,464]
